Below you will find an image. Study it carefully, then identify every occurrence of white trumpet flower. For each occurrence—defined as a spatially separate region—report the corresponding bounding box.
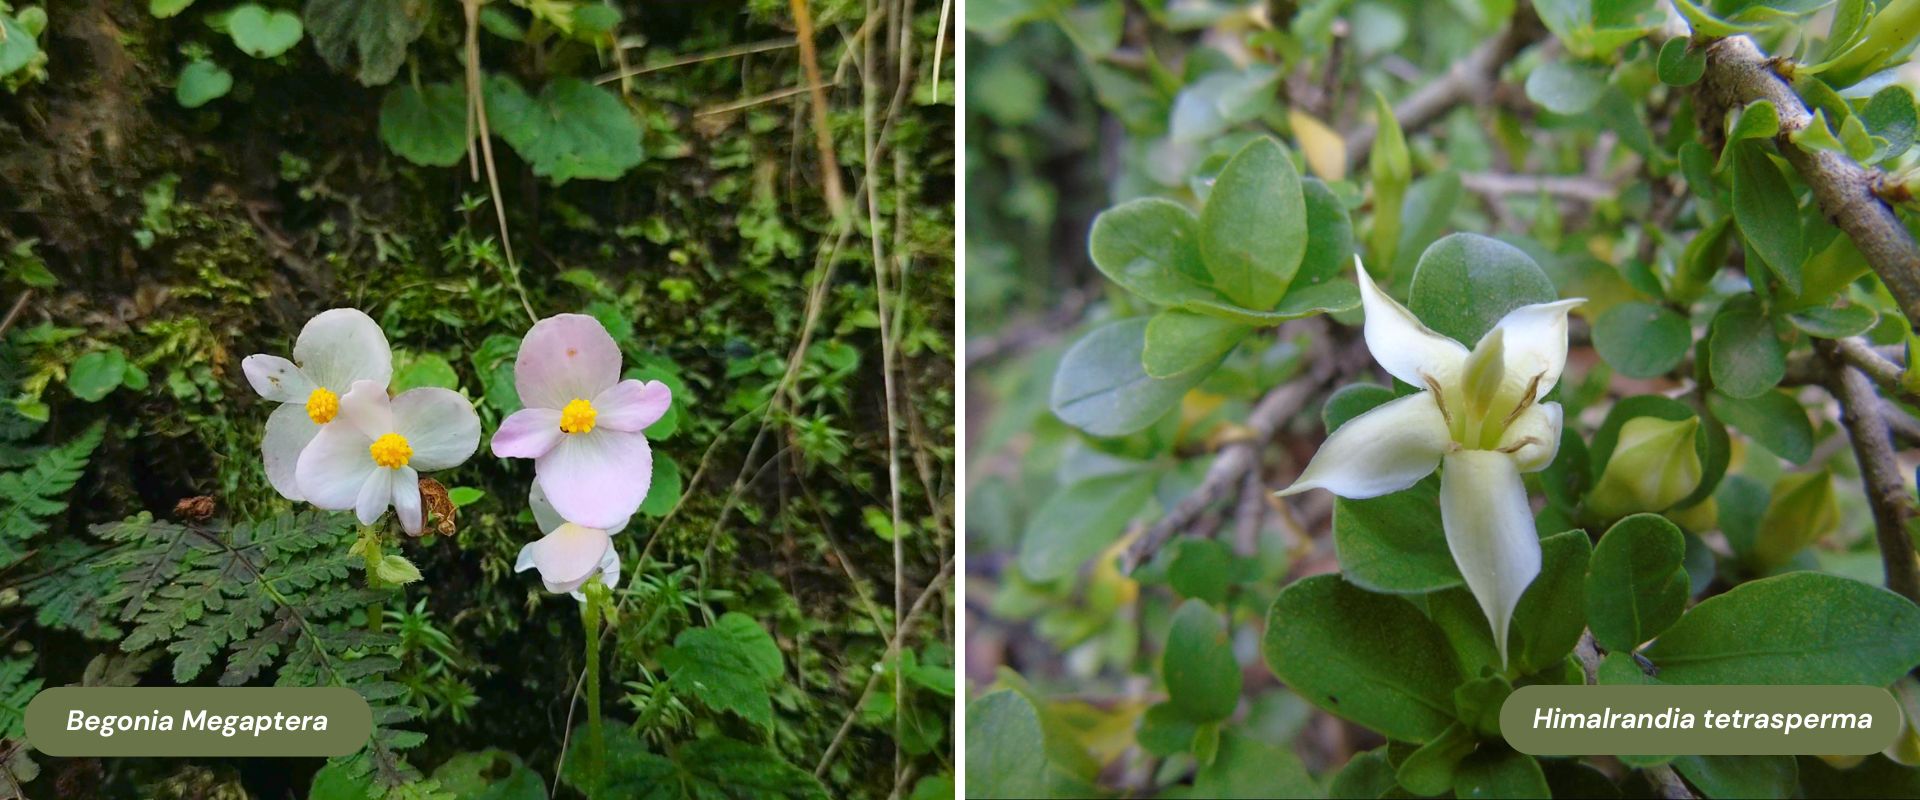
[1279,258,1582,668]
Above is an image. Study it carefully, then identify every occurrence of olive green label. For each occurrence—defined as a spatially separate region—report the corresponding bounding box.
[25,687,371,756]
[1501,685,1901,755]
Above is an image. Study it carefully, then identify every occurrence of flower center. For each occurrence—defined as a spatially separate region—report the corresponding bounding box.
[559,398,597,435]
[305,387,339,425]
[369,432,413,469]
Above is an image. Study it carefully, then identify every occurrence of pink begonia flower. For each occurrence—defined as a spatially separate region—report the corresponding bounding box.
[241,309,393,503]
[516,483,626,600]
[297,380,481,534]
[490,314,671,529]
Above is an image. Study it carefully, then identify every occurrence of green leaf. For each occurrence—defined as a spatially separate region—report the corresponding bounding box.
[151,0,196,18]
[1199,137,1307,310]
[485,76,645,184]
[1180,281,1360,326]
[68,349,128,402]
[637,454,680,517]
[1163,599,1240,722]
[1586,513,1689,652]
[304,0,430,86]
[391,353,459,392]
[446,487,484,507]
[1750,470,1839,568]
[1526,61,1609,114]
[1087,198,1216,306]
[1862,85,1918,161]
[565,726,828,800]
[0,15,38,78]
[429,749,545,800]
[1707,389,1812,463]
[1453,749,1550,799]
[374,554,421,585]
[966,691,1051,799]
[1050,318,1214,437]
[1329,748,1398,799]
[1508,530,1593,675]
[1407,233,1558,346]
[1166,538,1234,605]
[379,83,469,167]
[1730,142,1805,292]
[1671,755,1797,799]
[1142,310,1251,378]
[1592,301,1690,378]
[1657,38,1707,85]
[659,612,784,730]
[175,60,234,108]
[227,4,304,58]
[1397,722,1477,795]
[1321,382,1394,432]
[1332,477,1461,594]
[1718,100,1781,174]
[1019,470,1156,582]
[1192,730,1319,798]
[1169,65,1280,143]
[1262,574,1462,742]
[1297,176,1355,288]
[1706,296,1786,398]
[1643,572,1920,684]
[1787,302,1877,338]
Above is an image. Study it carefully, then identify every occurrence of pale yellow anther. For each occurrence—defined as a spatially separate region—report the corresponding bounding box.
[369,432,412,469]
[559,398,597,435]
[306,387,339,425]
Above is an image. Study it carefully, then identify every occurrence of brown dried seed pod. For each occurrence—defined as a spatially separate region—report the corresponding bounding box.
[173,496,217,522]
[418,477,457,538]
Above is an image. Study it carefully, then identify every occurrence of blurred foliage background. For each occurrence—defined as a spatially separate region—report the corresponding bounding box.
[0,0,953,797]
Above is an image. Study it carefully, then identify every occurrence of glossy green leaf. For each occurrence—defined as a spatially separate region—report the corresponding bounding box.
[1643,572,1920,684]
[1453,749,1550,799]
[1332,477,1462,594]
[304,0,428,86]
[637,454,681,517]
[1730,142,1804,292]
[1508,530,1593,675]
[1199,138,1307,310]
[1192,731,1320,798]
[1587,513,1689,652]
[1167,538,1234,605]
[485,76,645,184]
[227,4,304,58]
[1862,85,1918,161]
[1142,310,1251,378]
[391,353,459,392]
[1050,318,1214,436]
[1787,302,1877,338]
[1526,61,1609,114]
[1593,301,1690,378]
[966,691,1051,799]
[1407,233,1558,346]
[1329,748,1397,798]
[1169,66,1280,144]
[176,60,234,108]
[1018,470,1157,582]
[1706,296,1786,398]
[1163,599,1241,722]
[1707,389,1812,463]
[1262,574,1463,743]
[380,82,469,167]
[1657,38,1707,85]
[0,15,37,78]
[68,349,128,402]
[1321,381,1394,432]
[1087,198,1215,306]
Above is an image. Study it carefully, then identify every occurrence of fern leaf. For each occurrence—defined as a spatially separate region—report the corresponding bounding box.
[0,422,103,550]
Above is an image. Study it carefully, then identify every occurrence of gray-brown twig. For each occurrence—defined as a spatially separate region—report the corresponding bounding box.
[1817,339,1920,604]
[1572,631,1696,799]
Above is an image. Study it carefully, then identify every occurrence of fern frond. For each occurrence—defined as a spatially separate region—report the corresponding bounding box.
[0,422,103,557]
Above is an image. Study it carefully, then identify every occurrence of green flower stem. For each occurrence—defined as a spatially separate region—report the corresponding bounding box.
[581,583,607,798]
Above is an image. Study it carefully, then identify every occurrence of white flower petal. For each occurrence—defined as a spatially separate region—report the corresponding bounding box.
[242,355,317,403]
[592,379,672,432]
[338,380,395,439]
[1439,449,1543,670]
[354,468,394,526]
[1356,257,1468,389]
[262,403,320,502]
[534,428,652,530]
[296,423,377,510]
[569,544,622,602]
[393,467,422,534]
[1500,402,1564,473]
[1486,298,1583,400]
[392,388,481,471]
[514,314,622,410]
[1276,391,1450,500]
[530,482,628,537]
[514,523,613,593]
[294,308,393,391]
[492,408,565,459]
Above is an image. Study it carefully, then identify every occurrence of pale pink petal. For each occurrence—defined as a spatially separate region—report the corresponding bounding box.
[355,469,393,525]
[570,545,622,601]
[294,308,393,391]
[297,423,377,510]
[530,482,629,537]
[493,408,564,459]
[592,379,672,432]
[514,314,621,410]
[337,380,394,439]
[513,523,612,593]
[242,355,316,403]
[534,428,651,530]
[262,403,320,502]
[392,467,422,534]
[392,387,480,471]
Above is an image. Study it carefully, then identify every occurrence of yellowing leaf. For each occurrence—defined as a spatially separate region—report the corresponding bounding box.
[1289,110,1347,181]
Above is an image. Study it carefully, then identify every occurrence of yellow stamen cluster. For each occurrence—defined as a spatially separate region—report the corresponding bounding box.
[369,432,413,469]
[559,398,597,435]
[306,387,339,425]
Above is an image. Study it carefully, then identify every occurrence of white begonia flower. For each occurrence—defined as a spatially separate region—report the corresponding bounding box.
[296,380,481,535]
[1278,258,1583,668]
[241,309,394,503]
[515,483,626,601]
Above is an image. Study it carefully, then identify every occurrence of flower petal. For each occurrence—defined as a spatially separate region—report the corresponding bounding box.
[294,308,393,391]
[242,355,318,403]
[392,467,422,535]
[514,523,612,593]
[338,380,394,439]
[263,403,320,502]
[531,482,628,537]
[1499,402,1563,473]
[514,314,622,410]
[1439,449,1542,670]
[493,408,564,459]
[296,423,377,510]
[592,379,672,433]
[392,387,480,471]
[1276,391,1450,500]
[535,428,652,530]
[1356,257,1468,389]
[1486,298,1583,400]
[354,468,393,526]
[570,544,622,602]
